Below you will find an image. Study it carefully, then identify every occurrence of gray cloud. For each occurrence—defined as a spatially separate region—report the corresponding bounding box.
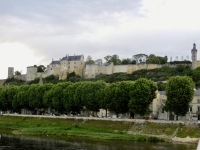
[0,0,199,78]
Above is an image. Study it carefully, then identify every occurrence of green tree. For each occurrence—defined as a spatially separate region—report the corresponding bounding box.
[85,55,95,65]
[50,82,72,113]
[129,78,157,116]
[15,70,21,75]
[158,56,168,64]
[63,83,81,114]
[0,87,8,111]
[104,54,121,65]
[14,85,31,111]
[157,81,166,91]
[28,84,53,111]
[43,75,59,84]
[7,86,18,111]
[192,67,200,82]
[82,81,106,115]
[132,54,148,64]
[121,58,136,65]
[37,65,46,72]
[96,87,108,117]
[146,54,160,64]
[164,76,195,116]
[105,81,133,117]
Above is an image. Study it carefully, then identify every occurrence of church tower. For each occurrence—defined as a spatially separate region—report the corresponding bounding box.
[191,43,197,69]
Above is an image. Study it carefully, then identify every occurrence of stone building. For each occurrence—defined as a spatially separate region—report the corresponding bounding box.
[151,89,200,122]
[7,54,85,81]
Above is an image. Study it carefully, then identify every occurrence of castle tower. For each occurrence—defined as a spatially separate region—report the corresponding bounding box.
[8,67,14,78]
[191,43,197,69]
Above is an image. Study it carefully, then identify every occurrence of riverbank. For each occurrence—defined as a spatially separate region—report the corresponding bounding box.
[0,115,199,143]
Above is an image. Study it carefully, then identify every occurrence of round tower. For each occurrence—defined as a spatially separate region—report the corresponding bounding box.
[8,67,14,78]
[191,43,197,69]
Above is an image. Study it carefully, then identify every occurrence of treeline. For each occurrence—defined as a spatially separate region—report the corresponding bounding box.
[86,54,169,65]
[0,79,157,117]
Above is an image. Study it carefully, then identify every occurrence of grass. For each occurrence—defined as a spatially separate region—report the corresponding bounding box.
[1,116,199,141]
[176,123,200,138]
[142,122,179,136]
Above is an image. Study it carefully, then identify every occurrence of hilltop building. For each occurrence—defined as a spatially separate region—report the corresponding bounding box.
[4,43,199,82]
[7,54,85,82]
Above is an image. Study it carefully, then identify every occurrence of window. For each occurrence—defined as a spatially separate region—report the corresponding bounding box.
[198,106,200,111]
[74,62,76,64]
[198,99,200,103]
[162,108,164,113]
[189,107,192,112]
[68,62,70,65]
[68,66,70,69]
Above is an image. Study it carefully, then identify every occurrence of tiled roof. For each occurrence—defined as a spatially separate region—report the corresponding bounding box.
[50,60,60,65]
[61,55,82,61]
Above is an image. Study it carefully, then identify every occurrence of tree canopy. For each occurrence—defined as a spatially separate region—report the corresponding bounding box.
[129,78,157,116]
[164,76,195,116]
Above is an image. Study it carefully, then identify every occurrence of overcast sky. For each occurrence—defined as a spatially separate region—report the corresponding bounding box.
[1,0,200,79]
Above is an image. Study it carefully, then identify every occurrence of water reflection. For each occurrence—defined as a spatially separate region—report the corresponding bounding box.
[0,134,197,150]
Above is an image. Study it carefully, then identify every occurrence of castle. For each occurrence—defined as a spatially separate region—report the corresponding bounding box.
[8,54,85,81]
[6,43,199,82]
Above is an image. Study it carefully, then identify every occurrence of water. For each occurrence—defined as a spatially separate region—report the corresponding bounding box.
[0,134,197,150]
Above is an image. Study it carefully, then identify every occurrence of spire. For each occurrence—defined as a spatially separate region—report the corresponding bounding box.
[193,43,196,49]
[39,73,43,84]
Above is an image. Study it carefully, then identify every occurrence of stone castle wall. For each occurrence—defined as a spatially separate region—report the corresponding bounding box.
[85,63,167,78]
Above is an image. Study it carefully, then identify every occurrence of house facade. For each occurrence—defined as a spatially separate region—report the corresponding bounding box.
[151,90,200,122]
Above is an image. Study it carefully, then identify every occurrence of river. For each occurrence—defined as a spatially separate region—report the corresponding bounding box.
[0,134,197,150]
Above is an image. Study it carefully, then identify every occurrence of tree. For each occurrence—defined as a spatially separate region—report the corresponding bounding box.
[14,85,31,111]
[95,59,103,65]
[132,54,148,64]
[7,86,18,111]
[129,78,157,116]
[97,87,108,117]
[85,55,95,65]
[37,65,46,72]
[50,82,72,113]
[105,81,133,117]
[192,67,200,82]
[146,54,160,64]
[121,58,136,65]
[104,54,121,65]
[82,81,106,115]
[104,55,112,64]
[158,56,168,64]
[63,83,80,114]
[15,71,21,75]
[164,76,195,116]
[157,81,166,91]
